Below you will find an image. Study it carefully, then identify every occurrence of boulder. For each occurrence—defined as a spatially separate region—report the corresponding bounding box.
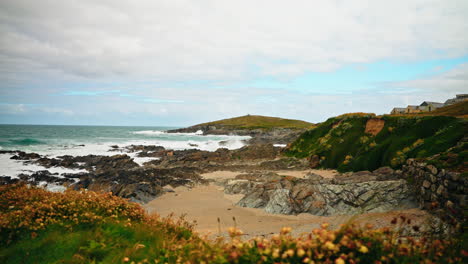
[308,155,320,168]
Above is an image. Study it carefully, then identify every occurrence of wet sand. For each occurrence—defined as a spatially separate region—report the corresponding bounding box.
[144,170,429,238]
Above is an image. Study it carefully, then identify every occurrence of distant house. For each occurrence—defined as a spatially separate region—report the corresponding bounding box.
[389,94,467,115]
[420,101,444,112]
[391,107,406,114]
[406,105,423,114]
[445,94,468,105]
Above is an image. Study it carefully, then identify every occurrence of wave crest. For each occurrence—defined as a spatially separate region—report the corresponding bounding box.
[132,130,166,135]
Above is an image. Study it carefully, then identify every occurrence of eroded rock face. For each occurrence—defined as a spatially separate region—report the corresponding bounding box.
[365,118,385,136]
[228,171,417,216]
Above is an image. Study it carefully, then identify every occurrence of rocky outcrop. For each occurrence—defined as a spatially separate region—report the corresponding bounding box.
[225,170,416,216]
[71,166,205,203]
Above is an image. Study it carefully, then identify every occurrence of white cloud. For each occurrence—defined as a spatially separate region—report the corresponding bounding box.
[0,0,467,125]
[383,63,468,96]
[0,103,27,114]
[0,0,467,84]
[40,107,74,116]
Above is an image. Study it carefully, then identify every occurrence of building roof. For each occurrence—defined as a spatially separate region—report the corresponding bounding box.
[407,105,419,109]
[420,101,444,107]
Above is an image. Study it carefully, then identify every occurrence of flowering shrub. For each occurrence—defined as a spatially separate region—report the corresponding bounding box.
[213,222,467,264]
[0,183,146,233]
[0,184,466,263]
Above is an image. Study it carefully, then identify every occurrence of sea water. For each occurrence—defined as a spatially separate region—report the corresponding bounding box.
[0,124,250,178]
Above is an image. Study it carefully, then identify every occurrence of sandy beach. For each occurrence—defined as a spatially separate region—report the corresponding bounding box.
[144,170,430,238]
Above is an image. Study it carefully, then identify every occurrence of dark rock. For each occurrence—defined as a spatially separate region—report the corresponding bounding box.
[71,166,205,204]
[0,176,20,185]
[10,151,41,160]
[308,155,320,168]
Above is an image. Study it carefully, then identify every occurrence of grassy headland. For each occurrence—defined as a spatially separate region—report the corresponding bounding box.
[285,114,467,172]
[192,115,314,130]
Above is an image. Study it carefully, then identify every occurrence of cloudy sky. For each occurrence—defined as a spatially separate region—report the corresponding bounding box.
[1,0,467,126]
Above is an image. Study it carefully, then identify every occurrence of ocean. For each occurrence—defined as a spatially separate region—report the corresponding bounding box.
[0,124,250,179]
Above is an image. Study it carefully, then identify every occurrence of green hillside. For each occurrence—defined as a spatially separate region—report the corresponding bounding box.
[194,115,314,130]
[285,114,467,172]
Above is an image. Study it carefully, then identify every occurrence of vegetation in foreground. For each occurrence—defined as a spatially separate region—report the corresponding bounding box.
[1,184,467,263]
[195,115,315,130]
[286,115,467,172]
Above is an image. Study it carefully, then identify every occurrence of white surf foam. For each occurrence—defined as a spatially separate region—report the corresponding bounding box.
[0,154,88,178]
[132,157,160,166]
[132,130,166,135]
[132,129,204,136]
[0,132,250,179]
[273,144,287,148]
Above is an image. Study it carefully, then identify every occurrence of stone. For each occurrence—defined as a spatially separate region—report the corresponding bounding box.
[406,159,415,166]
[264,189,296,214]
[436,185,445,196]
[423,180,431,188]
[446,200,454,208]
[443,179,449,187]
[426,165,438,175]
[429,174,437,184]
[308,155,320,168]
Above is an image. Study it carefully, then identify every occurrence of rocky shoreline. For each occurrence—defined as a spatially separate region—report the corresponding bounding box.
[1,143,420,216]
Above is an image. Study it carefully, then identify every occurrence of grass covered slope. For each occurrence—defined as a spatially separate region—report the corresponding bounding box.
[193,115,314,130]
[285,114,467,172]
[1,184,466,263]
